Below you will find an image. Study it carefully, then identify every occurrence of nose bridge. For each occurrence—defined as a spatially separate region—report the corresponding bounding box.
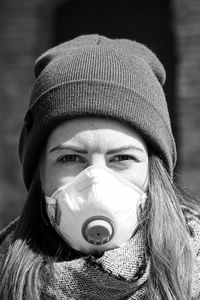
[89,152,107,167]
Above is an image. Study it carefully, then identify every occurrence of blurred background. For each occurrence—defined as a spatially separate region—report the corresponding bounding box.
[0,0,200,230]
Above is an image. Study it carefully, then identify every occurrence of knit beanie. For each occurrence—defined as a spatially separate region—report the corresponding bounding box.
[19,34,176,189]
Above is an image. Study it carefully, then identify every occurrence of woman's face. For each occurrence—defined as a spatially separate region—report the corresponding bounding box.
[43,118,149,196]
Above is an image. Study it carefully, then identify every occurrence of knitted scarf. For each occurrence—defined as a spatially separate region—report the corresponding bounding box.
[0,208,200,300]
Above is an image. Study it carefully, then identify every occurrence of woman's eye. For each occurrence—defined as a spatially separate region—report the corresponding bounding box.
[110,155,138,162]
[57,154,85,164]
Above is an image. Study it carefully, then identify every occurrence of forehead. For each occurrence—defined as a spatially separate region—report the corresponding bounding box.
[46,117,147,150]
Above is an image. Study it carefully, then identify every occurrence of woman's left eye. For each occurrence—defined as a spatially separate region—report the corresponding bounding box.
[110,155,138,163]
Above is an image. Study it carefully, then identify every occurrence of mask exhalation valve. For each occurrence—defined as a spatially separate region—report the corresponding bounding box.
[82,216,114,245]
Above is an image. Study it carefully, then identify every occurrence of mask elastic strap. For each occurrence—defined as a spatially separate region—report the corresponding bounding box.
[40,196,50,227]
[46,196,56,205]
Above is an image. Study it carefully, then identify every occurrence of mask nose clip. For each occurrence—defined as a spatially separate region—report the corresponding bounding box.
[82,216,114,245]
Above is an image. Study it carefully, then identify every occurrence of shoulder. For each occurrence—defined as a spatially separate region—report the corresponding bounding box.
[182,205,200,247]
[0,218,18,267]
[182,206,200,299]
[182,205,200,236]
[0,218,18,246]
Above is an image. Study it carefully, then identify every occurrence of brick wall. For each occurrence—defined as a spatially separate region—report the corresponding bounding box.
[0,0,35,228]
[0,0,64,229]
[0,0,200,229]
[172,0,200,195]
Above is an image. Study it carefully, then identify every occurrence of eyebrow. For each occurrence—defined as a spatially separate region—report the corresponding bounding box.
[48,145,144,155]
[106,146,144,155]
[49,145,88,154]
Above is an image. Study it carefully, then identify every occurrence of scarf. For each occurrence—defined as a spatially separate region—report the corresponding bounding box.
[0,208,200,300]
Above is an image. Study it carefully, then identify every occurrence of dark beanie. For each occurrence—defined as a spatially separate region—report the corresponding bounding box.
[19,34,176,189]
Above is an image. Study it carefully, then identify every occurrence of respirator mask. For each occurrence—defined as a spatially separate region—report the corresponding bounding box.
[45,166,147,255]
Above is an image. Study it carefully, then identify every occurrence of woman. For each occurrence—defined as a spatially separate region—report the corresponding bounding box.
[0,34,200,300]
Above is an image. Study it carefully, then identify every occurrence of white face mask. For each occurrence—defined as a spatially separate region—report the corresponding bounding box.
[45,166,147,255]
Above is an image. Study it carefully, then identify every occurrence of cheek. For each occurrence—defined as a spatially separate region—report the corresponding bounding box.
[136,163,149,191]
[42,162,74,196]
[122,162,149,191]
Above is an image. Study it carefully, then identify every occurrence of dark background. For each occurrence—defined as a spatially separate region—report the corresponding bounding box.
[0,0,200,230]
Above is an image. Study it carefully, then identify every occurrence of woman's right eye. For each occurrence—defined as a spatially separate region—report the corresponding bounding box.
[57,154,85,164]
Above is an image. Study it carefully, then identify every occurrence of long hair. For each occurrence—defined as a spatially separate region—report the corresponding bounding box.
[146,154,199,299]
[0,153,199,300]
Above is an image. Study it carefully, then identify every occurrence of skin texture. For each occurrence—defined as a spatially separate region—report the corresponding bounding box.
[43,117,149,196]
